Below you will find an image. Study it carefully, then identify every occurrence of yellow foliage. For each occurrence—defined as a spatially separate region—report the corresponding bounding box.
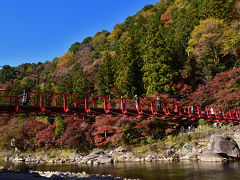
[174,0,191,9]
[166,0,191,20]
[108,24,123,42]
[140,10,156,20]
[92,33,107,47]
[101,51,116,57]
[56,52,73,68]
[157,0,168,9]
[221,20,240,56]
[187,18,224,56]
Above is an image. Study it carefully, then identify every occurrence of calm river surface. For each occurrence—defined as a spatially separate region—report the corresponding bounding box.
[1,160,240,180]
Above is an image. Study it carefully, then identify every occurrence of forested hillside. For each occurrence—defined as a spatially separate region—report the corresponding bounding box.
[1,0,240,151]
[1,0,240,107]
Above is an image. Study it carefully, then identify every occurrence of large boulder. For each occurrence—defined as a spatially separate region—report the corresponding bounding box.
[82,154,99,163]
[208,134,240,158]
[69,153,81,162]
[81,150,106,164]
[180,144,197,160]
[115,146,127,153]
[200,150,224,162]
[95,154,113,164]
[182,144,196,155]
[232,132,240,148]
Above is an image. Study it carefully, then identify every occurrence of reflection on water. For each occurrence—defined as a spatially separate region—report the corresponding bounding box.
[1,160,240,180]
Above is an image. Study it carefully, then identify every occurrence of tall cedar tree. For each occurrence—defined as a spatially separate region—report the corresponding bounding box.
[115,35,144,97]
[199,0,236,21]
[71,64,90,95]
[97,52,115,96]
[142,18,178,95]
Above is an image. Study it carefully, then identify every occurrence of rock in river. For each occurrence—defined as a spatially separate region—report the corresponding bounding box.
[208,134,240,158]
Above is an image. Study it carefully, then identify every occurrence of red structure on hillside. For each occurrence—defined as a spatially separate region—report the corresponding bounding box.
[0,90,239,123]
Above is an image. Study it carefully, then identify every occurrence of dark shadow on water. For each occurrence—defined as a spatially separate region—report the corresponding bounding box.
[1,160,240,180]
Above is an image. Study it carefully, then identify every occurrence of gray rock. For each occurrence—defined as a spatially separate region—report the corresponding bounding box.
[69,153,81,161]
[121,152,135,161]
[57,158,65,164]
[82,154,99,162]
[50,155,56,159]
[181,144,197,160]
[134,158,141,162]
[144,155,156,162]
[48,159,55,163]
[87,160,93,164]
[233,132,240,147]
[93,161,100,165]
[208,134,240,158]
[115,146,127,153]
[38,160,46,164]
[200,150,224,162]
[96,154,113,164]
[25,155,38,162]
[166,148,175,157]
[91,150,104,155]
[38,155,48,161]
[182,144,197,156]
[81,150,105,163]
[14,156,25,162]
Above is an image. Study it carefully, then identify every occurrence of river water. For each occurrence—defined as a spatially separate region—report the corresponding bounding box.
[1,160,240,180]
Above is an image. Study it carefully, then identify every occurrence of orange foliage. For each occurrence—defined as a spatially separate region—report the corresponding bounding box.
[56,52,74,69]
[160,11,173,28]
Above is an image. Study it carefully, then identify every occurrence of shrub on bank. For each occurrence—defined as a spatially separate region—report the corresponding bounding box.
[57,117,94,150]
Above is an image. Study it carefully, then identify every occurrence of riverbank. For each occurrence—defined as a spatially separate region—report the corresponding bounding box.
[2,123,240,165]
[1,124,240,180]
[0,169,139,180]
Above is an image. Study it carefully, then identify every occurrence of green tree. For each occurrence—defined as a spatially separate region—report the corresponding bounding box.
[199,0,236,21]
[69,42,81,54]
[115,35,144,97]
[97,52,115,96]
[142,18,178,94]
[81,37,92,45]
[0,65,17,83]
[92,30,110,52]
[167,3,200,86]
[71,64,90,95]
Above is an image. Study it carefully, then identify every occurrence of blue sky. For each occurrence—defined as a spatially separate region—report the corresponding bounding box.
[0,0,156,67]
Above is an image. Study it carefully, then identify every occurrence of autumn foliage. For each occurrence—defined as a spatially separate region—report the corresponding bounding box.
[190,68,240,108]
[1,0,240,151]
